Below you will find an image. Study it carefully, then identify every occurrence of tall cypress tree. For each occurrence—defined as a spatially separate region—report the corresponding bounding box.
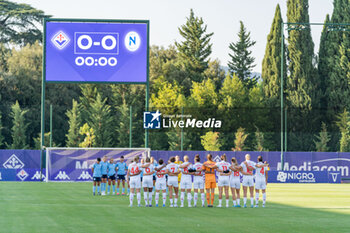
[261,4,286,103]
[175,9,213,84]
[8,101,28,149]
[286,0,316,110]
[65,99,81,147]
[0,112,4,148]
[228,21,257,89]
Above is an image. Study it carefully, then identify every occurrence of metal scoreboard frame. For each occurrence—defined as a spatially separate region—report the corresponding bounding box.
[40,18,150,178]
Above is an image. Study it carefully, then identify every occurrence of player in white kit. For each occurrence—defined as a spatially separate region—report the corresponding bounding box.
[166,156,180,207]
[142,157,155,207]
[229,157,241,207]
[127,156,142,207]
[254,155,268,208]
[154,159,167,207]
[192,155,205,207]
[179,155,193,207]
[241,154,257,208]
[216,154,231,208]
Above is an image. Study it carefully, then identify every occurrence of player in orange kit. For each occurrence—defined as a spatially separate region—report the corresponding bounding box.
[202,154,217,207]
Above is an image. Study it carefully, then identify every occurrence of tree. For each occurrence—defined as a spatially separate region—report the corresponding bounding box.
[33,132,55,149]
[86,93,113,147]
[0,0,49,46]
[262,4,286,103]
[116,103,131,147]
[0,111,4,148]
[8,101,28,149]
[65,99,81,147]
[233,127,249,151]
[254,126,265,151]
[286,0,317,110]
[228,21,257,89]
[167,128,192,151]
[203,59,226,91]
[336,109,350,152]
[175,9,213,83]
[201,131,222,151]
[79,123,95,148]
[314,122,330,152]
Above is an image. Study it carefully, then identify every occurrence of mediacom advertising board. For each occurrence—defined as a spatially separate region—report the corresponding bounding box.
[44,20,148,83]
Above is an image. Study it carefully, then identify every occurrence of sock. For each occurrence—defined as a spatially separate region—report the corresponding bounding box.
[127,188,130,194]
[162,193,167,205]
[181,192,185,206]
[144,192,148,206]
[117,188,120,193]
[187,193,192,206]
[137,192,141,205]
[93,186,96,193]
[174,198,178,206]
[149,193,153,205]
[122,188,125,194]
[219,199,222,206]
[211,194,214,205]
[155,192,159,205]
[255,193,259,205]
[206,193,210,205]
[263,193,266,204]
[170,198,173,205]
[108,185,111,193]
[237,198,241,205]
[102,183,105,192]
[130,193,134,205]
[97,185,100,193]
[244,197,247,205]
[250,197,254,206]
[233,200,236,206]
[194,193,198,206]
[113,185,116,193]
[201,193,205,206]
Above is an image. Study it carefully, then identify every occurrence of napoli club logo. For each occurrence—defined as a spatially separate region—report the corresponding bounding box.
[51,31,70,49]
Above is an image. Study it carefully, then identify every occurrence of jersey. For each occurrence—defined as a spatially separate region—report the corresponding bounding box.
[255,162,266,179]
[116,162,128,175]
[92,163,102,177]
[100,161,108,175]
[156,165,167,182]
[180,162,192,181]
[216,161,231,176]
[128,162,141,178]
[202,161,216,182]
[142,164,154,176]
[107,163,117,176]
[230,167,241,180]
[193,162,204,176]
[166,163,180,180]
[240,160,256,176]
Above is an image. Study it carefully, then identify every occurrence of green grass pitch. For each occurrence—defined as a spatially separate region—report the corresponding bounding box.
[1,182,350,233]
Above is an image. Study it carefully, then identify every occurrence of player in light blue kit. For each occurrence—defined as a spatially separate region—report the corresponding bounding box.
[92,157,102,195]
[116,156,128,195]
[100,156,108,196]
[107,158,117,195]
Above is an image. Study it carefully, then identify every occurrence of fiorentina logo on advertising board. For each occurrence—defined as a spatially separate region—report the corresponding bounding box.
[3,154,25,169]
[17,169,29,181]
[51,31,70,49]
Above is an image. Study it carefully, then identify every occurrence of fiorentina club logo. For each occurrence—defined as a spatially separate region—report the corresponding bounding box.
[17,169,29,181]
[51,31,70,49]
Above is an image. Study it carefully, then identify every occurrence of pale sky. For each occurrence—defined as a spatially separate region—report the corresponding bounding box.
[17,0,333,72]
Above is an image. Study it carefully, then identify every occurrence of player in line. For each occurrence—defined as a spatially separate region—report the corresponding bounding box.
[92,157,102,195]
[107,158,117,195]
[179,155,193,207]
[254,155,268,208]
[142,157,155,207]
[216,154,231,208]
[116,156,128,195]
[166,156,181,207]
[229,157,242,207]
[202,154,217,207]
[154,159,167,207]
[128,156,143,207]
[100,156,109,195]
[192,155,205,207]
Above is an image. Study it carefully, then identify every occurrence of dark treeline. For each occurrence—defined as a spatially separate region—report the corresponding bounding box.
[0,0,350,152]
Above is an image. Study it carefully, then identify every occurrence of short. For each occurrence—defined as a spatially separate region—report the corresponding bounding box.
[218,176,230,187]
[255,179,266,190]
[129,177,141,189]
[242,176,255,187]
[155,180,167,190]
[180,179,192,190]
[108,175,116,180]
[93,177,101,182]
[230,178,241,189]
[193,178,204,190]
[142,177,153,188]
[102,174,108,179]
[117,175,126,181]
[205,179,216,189]
[167,177,178,187]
